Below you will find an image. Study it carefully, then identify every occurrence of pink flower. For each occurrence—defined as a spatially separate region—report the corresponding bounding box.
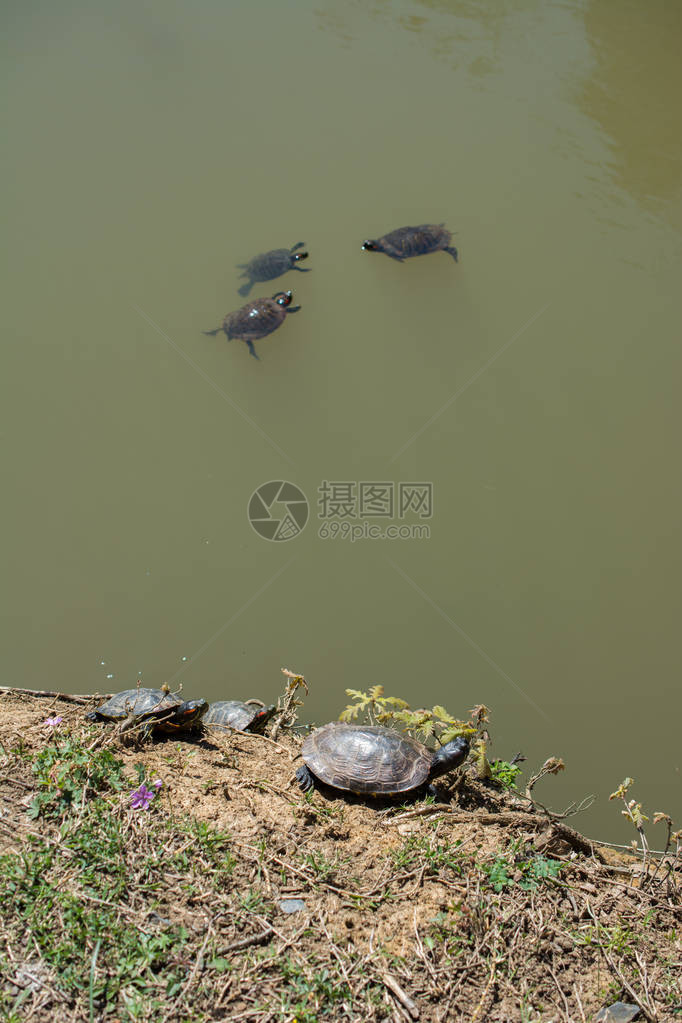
[44,716,63,728]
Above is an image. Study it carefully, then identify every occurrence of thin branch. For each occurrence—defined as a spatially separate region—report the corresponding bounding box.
[0,686,108,704]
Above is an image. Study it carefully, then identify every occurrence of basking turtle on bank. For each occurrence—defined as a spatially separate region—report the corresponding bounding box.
[295,722,469,797]
[202,290,300,360]
[237,242,310,297]
[203,700,276,734]
[362,223,458,263]
[86,688,208,737]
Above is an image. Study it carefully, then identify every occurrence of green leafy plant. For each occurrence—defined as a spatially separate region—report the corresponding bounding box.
[482,855,512,892]
[517,854,563,890]
[480,850,562,892]
[28,738,125,819]
[340,686,474,746]
[489,758,523,791]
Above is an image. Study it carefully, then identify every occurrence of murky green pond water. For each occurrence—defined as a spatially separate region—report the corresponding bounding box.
[3,0,681,840]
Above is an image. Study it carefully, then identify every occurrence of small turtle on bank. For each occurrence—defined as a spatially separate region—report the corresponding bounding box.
[203,290,300,360]
[203,700,276,734]
[86,688,208,737]
[362,223,458,263]
[237,242,310,297]
[295,722,469,797]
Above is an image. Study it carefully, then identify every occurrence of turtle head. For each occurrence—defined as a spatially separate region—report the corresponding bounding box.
[176,698,209,728]
[429,736,470,781]
[362,239,382,253]
[250,703,277,733]
[273,290,294,307]
[291,250,308,264]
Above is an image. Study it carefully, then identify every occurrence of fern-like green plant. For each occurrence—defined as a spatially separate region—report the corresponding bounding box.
[340,686,474,746]
[339,686,408,724]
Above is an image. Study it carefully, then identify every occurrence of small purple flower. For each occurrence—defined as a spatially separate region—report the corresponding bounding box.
[130,780,163,810]
[44,716,63,728]
[130,784,155,810]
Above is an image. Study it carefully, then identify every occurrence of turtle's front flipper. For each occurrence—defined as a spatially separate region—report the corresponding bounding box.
[386,252,406,262]
[295,764,315,792]
[291,242,306,252]
[245,340,260,360]
[203,327,223,337]
[286,305,301,313]
[238,280,254,297]
[445,246,459,262]
[293,266,311,273]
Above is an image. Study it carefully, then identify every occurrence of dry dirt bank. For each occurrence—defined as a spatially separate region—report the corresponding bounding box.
[0,690,680,1022]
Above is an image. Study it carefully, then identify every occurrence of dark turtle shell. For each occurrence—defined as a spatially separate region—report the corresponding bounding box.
[224,297,288,341]
[362,223,458,262]
[238,243,309,297]
[203,291,300,360]
[86,688,208,734]
[204,700,276,733]
[299,723,434,795]
[88,688,182,722]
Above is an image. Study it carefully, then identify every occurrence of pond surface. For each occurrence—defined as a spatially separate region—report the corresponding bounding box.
[3,0,681,840]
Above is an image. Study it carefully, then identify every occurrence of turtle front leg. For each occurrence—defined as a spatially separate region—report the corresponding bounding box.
[138,720,156,741]
[385,252,406,262]
[445,246,459,262]
[295,765,315,792]
[290,242,306,252]
[238,280,254,297]
[245,340,260,360]
[202,327,224,337]
[293,266,311,272]
[286,305,301,313]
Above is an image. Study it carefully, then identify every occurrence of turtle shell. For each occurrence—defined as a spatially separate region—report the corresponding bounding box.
[242,249,296,281]
[89,688,182,722]
[237,243,308,296]
[300,723,433,795]
[204,701,275,733]
[224,297,288,342]
[364,223,457,260]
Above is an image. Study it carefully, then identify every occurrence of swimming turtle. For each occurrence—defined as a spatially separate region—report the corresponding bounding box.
[362,223,458,263]
[295,723,469,796]
[238,243,310,297]
[86,688,208,737]
[203,700,276,734]
[203,290,300,360]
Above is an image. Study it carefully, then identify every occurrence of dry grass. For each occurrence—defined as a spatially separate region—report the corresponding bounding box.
[0,691,680,1022]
